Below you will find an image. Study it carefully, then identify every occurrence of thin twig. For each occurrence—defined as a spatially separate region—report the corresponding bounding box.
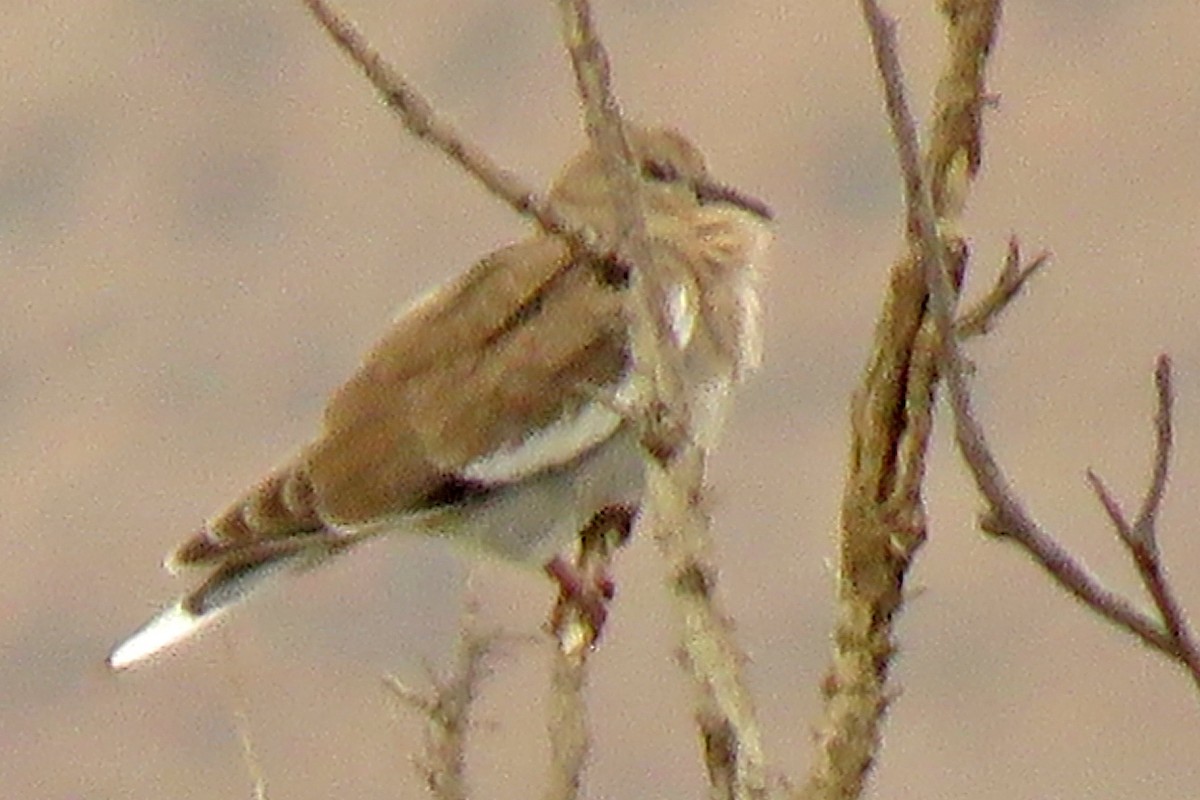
[383,613,505,800]
[298,0,768,794]
[298,0,595,254]
[1081,357,1200,692]
[955,237,1049,340]
[943,267,1184,664]
[1085,471,1136,542]
[553,2,768,799]
[909,4,1200,699]
[923,39,1177,661]
[1132,356,1174,545]
[1127,360,1189,657]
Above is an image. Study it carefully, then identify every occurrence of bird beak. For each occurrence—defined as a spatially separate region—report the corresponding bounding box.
[693,178,774,221]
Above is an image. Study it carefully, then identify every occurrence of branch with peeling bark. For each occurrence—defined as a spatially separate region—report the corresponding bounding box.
[801,2,1004,799]
[867,0,1200,733]
[888,0,1200,698]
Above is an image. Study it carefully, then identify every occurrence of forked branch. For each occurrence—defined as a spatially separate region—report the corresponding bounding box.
[964,353,1200,693]
[384,613,510,800]
[898,0,1200,707]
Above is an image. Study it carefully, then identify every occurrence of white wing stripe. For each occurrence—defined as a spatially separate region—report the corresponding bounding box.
[461,396,625,485]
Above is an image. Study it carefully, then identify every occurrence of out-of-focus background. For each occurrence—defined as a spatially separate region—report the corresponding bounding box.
[4,1,1199,797]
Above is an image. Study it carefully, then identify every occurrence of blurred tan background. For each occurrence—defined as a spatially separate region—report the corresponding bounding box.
[3,0,1199,797]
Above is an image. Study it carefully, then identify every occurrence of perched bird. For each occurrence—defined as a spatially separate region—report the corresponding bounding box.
[107,126,773,670]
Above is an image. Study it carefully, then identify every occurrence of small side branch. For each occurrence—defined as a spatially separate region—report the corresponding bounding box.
[384,615,507,800]
[955,237,1048,340]
[958,353,1200,690]
[993,352,1200,690]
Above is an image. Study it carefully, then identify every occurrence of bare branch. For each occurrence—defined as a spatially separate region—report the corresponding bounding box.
[1080,357,1200,692]
[298,0,594,253]
[552,3,768,798]
[874,0,1191,690]
[551,0,685,420]
[976,503,1173,653]
[920,13,1200,700]
[955,238,1049,340]
[383,615,506,800]
[1127,360,1193,670]
[803,2,1002,798]
[931,137,1191,677]
[1133,355,1174,545]
[553,0,770,795]
[1085,470,1135,542]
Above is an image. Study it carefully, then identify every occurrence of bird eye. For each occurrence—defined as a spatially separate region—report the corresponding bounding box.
[641,159,678,183]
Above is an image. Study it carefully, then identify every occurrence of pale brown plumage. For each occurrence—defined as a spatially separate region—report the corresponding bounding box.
[108,126,772,669]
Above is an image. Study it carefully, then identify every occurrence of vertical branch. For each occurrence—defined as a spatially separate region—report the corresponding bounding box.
[553,0,687,411]
[801,2,1002,798]
[543,644,589,800]
[383,614,505,800]
[543,511,628,800]
[553,2,768,799]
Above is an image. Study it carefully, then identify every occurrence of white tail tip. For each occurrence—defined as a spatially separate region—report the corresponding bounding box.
[107,600,224,671]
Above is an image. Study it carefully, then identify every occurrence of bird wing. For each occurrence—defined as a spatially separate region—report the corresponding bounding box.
[305,235,630,527]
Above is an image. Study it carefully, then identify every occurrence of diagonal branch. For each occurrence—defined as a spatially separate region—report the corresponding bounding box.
[963,354,1200,689]
[299,1,769,796]
[1081,358,1200,691]
[298,0,596,255]
[911,6,1200,700]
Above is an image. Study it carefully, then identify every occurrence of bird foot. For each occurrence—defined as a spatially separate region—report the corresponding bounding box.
[543,504,636,651]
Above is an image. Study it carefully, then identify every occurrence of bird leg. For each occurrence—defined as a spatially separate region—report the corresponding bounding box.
[545,504,636,648]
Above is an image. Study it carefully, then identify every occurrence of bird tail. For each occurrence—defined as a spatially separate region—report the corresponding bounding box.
[107,549,315,671]
[109,460,351,671]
